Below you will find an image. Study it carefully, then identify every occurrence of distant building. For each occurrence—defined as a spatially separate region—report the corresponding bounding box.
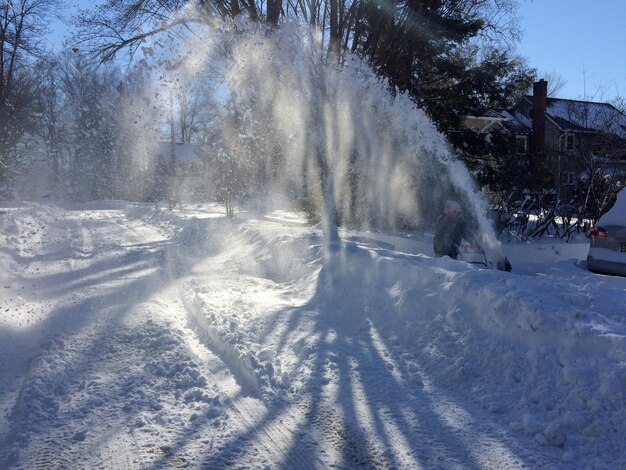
[153,141,203,177]
[462,80,626,201]
[153,141,206,202]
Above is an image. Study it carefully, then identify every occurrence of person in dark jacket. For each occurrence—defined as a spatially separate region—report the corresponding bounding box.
[433,200,471,259]
[433,199,513,271]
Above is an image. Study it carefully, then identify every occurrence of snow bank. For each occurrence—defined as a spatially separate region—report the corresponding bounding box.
[310,240,625,462]
[599,188,626,227]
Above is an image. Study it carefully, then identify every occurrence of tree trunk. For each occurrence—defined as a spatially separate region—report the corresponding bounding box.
[328,0,340,58]
[316,149,339,247]
[267,0,281,26]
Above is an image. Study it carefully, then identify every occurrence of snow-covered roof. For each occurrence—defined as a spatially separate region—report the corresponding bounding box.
[154,141,200,162]
[481,97,626,139]
[498,110,532,134]
[525,96,626,137]
[483,109,507,119]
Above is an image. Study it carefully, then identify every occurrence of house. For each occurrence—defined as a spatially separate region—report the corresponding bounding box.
[463,80,626,201]
[153,141,203,177]
[153,141,206,202]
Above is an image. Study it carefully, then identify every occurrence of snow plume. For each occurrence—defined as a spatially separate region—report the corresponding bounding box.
[137,17,499,249]
[113,68,165,202]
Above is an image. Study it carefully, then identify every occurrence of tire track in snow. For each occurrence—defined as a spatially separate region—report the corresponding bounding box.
[1,208,218,469]
[206,392,315,469]
[354,322,557,469]
[296,326,416,469]
[180,284,317,469]
[32,436,73,470]
[2,306,222,469]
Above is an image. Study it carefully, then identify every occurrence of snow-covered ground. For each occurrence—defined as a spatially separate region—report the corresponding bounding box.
[0,201,624,469]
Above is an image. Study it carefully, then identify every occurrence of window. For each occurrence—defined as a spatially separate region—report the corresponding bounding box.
[564,171,576,186]
[591,143,603,157]
[565,134,575,151]
[516,136,528,154]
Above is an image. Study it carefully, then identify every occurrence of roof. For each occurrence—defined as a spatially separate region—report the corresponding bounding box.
[498,109,532,134]
[483,109,507,119]
[523,96,626,137]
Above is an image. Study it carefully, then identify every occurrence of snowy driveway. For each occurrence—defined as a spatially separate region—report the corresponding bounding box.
[0,202,624,469]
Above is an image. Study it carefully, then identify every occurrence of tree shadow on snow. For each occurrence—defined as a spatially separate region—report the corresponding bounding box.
[0,216,237,467]
[0,215,554,469]
[154,241,546,469]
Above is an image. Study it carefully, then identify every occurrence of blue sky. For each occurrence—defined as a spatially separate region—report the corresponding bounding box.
[517,0,626,102]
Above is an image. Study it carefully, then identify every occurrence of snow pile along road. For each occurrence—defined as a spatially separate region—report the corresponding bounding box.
[0,202,624,469]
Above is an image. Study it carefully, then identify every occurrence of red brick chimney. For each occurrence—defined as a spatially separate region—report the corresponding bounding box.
[531,79,547,177]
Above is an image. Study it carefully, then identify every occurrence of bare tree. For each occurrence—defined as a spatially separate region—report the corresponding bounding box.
[173,80,215,144]
[611,96,625,114]
[72,0,523,63]
[0,0,62,192]
[540,71,568,97]
[202,107,258,218]
[33,57,65,195]
[58,55,121,200]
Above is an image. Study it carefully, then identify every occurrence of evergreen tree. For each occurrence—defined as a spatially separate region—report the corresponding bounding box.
[351,2,534,130]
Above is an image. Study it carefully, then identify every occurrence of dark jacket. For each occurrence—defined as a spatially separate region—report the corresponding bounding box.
[433,213,469,259]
